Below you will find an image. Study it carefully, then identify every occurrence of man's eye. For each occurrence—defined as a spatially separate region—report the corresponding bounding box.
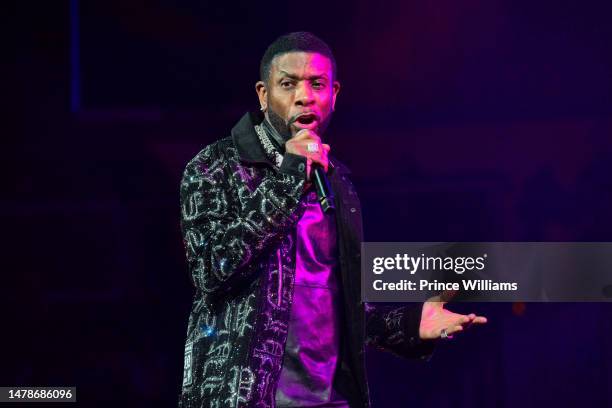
[313,82,325,89]
[281,82,294,88]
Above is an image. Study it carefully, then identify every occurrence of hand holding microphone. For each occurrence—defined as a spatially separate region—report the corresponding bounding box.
[285,129,330,181]
[285,129,335,212]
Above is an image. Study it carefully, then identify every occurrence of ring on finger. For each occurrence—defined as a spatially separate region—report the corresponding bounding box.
[440,328,453,340]
[307,142,319,153]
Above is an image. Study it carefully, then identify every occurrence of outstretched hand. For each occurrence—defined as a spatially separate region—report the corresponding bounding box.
[419,293,487,340]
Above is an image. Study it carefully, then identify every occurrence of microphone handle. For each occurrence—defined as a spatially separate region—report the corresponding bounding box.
[311,165,335,213]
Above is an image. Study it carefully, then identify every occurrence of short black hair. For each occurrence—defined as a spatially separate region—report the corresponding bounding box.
[259,31,337,83]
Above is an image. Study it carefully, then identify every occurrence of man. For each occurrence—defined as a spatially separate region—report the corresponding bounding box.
[179,32,486,408]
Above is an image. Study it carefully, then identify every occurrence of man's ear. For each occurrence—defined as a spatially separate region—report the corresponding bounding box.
[331,81,341,111]
[255,81,267,112]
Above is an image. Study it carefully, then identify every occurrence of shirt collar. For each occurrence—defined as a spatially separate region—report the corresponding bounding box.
[231,111,270,164]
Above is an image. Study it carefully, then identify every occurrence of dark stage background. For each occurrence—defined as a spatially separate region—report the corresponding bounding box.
[6,0,612,406]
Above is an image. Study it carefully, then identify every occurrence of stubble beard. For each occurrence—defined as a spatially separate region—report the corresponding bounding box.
[266,107,292,142]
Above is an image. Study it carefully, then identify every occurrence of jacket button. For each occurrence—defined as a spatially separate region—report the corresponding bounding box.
[298,163,305,172]
[350,207,357,213]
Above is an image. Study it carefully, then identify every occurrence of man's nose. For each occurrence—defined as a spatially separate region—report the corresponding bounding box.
[295,82,315,106]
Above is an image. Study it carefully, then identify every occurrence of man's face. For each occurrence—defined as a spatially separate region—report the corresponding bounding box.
[256,51,340,140]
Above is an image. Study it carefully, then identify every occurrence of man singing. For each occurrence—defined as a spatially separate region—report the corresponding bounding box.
[179,32,486,408]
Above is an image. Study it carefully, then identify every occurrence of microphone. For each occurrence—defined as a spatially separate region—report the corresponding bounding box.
[286,125,335,212]
[311,164,335,213]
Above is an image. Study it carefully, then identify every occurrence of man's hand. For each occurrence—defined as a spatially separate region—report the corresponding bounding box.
[285,129,330,181]
[419,293,487,340]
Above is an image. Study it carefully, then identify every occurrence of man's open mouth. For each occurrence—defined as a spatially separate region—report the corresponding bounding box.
[294,113,319,127]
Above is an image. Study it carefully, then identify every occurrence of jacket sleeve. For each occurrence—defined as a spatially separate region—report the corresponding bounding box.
[180,144,307,296]
[365,303,436,360]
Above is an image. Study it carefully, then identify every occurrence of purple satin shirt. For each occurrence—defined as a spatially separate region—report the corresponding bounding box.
[275,190,349,408]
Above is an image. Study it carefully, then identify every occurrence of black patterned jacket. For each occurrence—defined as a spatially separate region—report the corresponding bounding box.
[178,112,433,408]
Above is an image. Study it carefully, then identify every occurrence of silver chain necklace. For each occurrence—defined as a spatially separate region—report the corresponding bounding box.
[254,124,284,168]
